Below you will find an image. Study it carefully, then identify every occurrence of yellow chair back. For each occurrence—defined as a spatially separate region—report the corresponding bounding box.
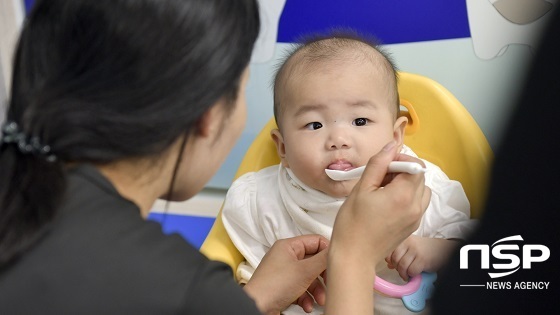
[200,72,493,271]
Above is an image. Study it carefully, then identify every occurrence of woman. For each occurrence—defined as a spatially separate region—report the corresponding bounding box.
[0,0,427,314]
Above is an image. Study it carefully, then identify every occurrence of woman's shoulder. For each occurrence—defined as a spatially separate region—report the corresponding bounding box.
[0,165,260,314]
[0,198,258,314]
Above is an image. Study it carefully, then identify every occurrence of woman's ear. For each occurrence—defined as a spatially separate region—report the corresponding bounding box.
[271,129,289,168]
[393,116,408,147]
[196,103,223,138]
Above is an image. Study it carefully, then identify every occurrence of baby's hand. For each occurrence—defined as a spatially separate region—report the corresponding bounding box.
[385,235,459,281]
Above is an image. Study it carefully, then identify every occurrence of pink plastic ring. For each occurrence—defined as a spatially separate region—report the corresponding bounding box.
[373,275,422,298]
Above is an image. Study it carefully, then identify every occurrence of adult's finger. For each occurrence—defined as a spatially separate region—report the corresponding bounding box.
[244,235,329,314]
[358,141,399,190]
[383,154,428,211]
[286,235,329,260]
[307,278,326,306]
[394,152,427,166]
[297,248,329,280]
[296,291,314,313]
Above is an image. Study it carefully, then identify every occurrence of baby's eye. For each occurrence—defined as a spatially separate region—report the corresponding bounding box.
[305,122,323,130]
[353,118,368,126]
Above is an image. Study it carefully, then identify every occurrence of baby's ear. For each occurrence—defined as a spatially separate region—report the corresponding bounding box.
[271,129,289,167]
[393,116,408,147]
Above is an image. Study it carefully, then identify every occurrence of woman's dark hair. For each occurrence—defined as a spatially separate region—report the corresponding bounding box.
[0,0,260,267]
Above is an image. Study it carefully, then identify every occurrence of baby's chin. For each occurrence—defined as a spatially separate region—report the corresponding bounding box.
[321,180,357,199]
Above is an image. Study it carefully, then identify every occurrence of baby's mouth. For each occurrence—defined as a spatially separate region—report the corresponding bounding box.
[327,160,354,171]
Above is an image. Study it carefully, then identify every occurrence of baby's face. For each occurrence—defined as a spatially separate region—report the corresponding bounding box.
[274,60,405,198]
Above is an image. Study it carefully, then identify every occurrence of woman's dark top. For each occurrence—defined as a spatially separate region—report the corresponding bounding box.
[0,164,261,314]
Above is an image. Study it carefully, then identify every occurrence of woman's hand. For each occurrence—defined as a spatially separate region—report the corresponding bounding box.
[326,141,430,314]
[243,235,329,315]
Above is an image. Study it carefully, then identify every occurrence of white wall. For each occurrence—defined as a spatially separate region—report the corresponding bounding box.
[0,60,6,124]
[0,0,24,124]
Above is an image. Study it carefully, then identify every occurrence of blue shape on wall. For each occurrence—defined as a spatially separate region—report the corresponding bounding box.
[24,0,470,44]
[278,0,470,44]
[24,0,35,15]
[148,213,215,249]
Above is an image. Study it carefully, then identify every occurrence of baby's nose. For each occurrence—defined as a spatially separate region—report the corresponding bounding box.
[327,127,351,150]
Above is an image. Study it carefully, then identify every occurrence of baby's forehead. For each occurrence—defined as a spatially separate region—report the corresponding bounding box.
[284,44,393,84]
[292,56,387,83]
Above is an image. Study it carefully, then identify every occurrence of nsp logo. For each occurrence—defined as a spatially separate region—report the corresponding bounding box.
[460,235,550,278]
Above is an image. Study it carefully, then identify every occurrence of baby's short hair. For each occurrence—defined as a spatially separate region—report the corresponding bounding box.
[272,29,400,128]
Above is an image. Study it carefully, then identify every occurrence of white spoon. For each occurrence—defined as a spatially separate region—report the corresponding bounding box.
[325,161,427,181]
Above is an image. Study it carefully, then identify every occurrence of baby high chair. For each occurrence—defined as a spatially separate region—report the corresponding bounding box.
[200,71,494,274]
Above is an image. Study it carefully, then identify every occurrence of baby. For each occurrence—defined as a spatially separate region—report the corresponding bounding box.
[222,33,476,314]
